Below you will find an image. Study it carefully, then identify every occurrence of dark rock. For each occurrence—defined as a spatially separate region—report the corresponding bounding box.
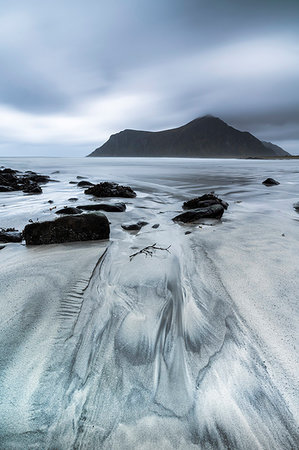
[0,245,5,250]
[173,204,225,223]
[0,185,15,192]
[48,200,54,204]
[77,176,87,179]
[68,197,78,202]
[77,202,126,212]
[69,181,77,184]
[183,193,228,210]
[185,231,192,235]
[77,180,94,188]
[0,167,54,194]
[152,223,160,228]
[55,207,82,215]
[262,178,280,186]
[85,182,136,198]
[23,182,42,194]
[0,228,22,242]
[293,202,299,211]
[23,213,110,245]
[121,221,148,231]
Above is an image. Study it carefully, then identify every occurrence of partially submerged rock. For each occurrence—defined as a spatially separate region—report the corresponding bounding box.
[68,198,78,202]
[183,193,228,210]
[174,192,228,223]
[55,207,82,215]
[23,213,110,245]
[78,202,126,212]
[173,204,225,223]
[85,182,136,198]
[77,180,94,188]
[0,167,55,194]
[262,178,280,186]
[0,228,22,243]
[293,202,299,211]
[121,220,148,231]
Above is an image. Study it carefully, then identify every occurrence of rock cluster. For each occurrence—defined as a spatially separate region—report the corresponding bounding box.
[85,182,136,198]
[173,193,228,223]
[0,167,54,194]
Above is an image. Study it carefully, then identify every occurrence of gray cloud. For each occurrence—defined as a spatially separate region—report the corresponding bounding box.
[0,0,298,155]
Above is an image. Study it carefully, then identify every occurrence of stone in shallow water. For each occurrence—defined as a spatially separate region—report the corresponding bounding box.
[78,203,126,212]
[262,178,280,186]
[85,182,136,198]
[77,180,94,188]
[23,213,110,245]
[121,221,148,231]
[173,204,225,223]
[293,202,299,211]
[0,229,22,242]
[183,193,228,210]
[55,207,82,215]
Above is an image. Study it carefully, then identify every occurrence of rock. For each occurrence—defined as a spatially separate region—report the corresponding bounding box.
[262,178,280,186]
[51,170,60,174]
[185,231,192,235]
[69,181,77,184]
[23,213,110,245]
[152,223,160,228]
[0,167,54,194]
[55,207,82,215]
[121,221,148,231]
[0,228,22,242]
[173,204,225,223]
[183,193,228,210]
[293,202,299,211]
[76,176,86,179]
[48,200,54,204]
[77,180,94,188]
[23,182,42,194]
[77,202,126,212]
[85,182,136,198]
[68,197,78,202]
[0,245,5,250]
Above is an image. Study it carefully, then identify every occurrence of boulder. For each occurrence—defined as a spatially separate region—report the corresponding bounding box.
[23,182,42,194]
[121,221,148,231]
[77,180,94,188]
[183,193,228,210]
[77,202,126,212]
[173,204,225,223]
[85,182,136,198]
[55,207,82,215]
[23,213,110,245]
[262,178,280,186]
[0,228,22,242]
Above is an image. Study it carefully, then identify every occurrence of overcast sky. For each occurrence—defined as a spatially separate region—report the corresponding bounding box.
[0,0,298,156]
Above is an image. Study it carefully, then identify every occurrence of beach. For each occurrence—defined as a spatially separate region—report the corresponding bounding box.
[0,157,298,448]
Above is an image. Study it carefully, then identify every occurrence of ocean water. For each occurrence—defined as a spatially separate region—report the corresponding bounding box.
[0,157,298,449]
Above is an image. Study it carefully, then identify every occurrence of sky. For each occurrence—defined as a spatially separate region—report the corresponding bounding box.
[0,0,298,156]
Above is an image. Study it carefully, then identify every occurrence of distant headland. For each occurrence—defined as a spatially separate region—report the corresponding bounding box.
[87,115,289,158]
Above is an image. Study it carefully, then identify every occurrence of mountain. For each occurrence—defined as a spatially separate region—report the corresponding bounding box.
[88,116,289,158]
[261,141,289,156]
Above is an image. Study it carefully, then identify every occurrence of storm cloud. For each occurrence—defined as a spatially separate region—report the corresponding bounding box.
[0,0,298,156]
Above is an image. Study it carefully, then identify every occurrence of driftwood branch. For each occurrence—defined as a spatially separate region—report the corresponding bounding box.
[129,243,171,261]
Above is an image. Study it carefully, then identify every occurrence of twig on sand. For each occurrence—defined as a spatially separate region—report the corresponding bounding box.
[129,243,171,261]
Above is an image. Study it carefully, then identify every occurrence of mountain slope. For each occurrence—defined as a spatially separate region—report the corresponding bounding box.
[88,116,289,158]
